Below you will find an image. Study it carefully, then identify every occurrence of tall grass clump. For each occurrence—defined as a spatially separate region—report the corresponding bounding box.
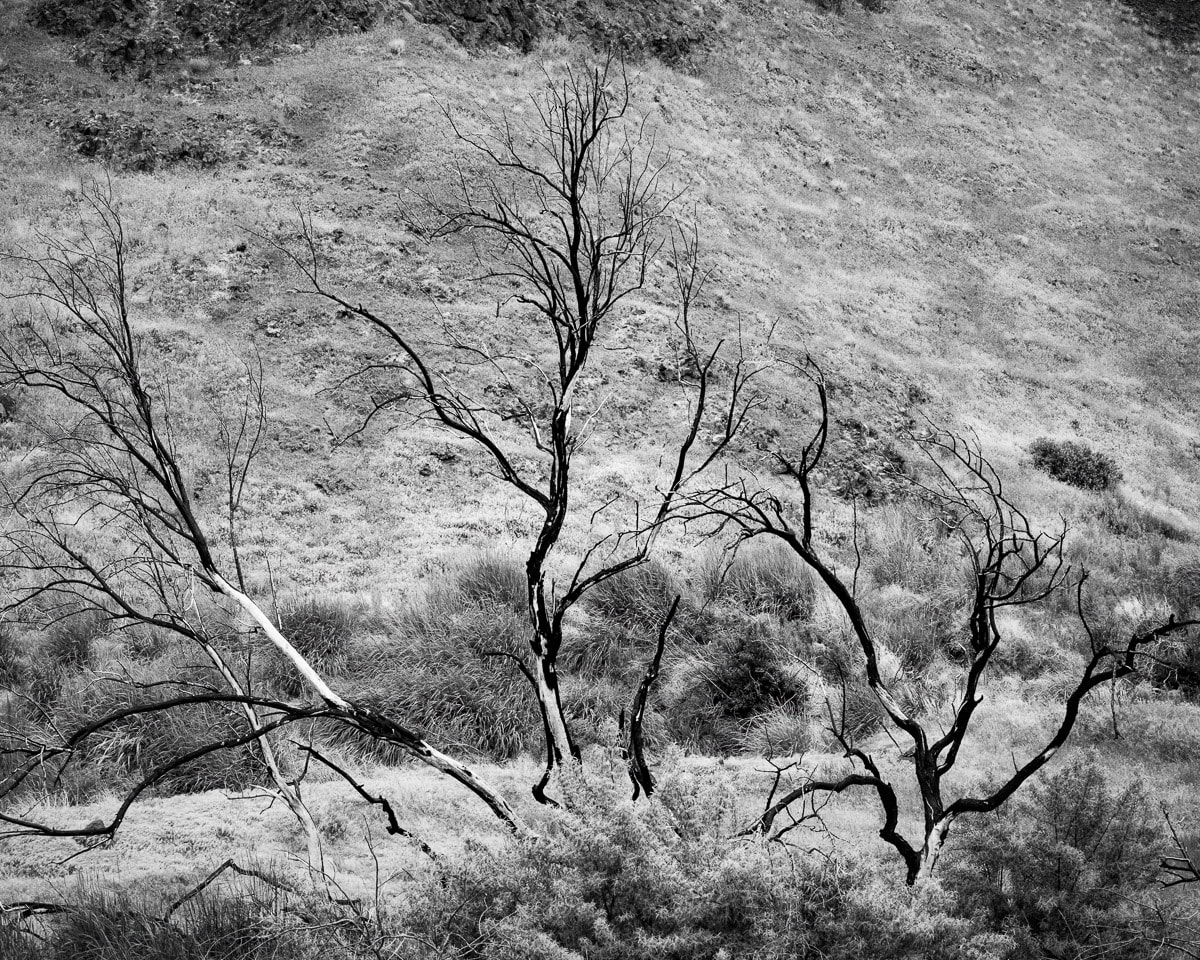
[1029,437,1122,492]
[0,622,24,684]
[454,551,527,612]
[45,610,105,669]
[661,620,808,755]
[702,541,816,622]
[334,577,538,761]
[264,594,361,696]
[41,656,267,801]
[0,875,302,960]
[566,561,680,679]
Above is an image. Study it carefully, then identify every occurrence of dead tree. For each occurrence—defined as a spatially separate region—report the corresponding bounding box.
[0,184,528,845]
[697,360,1199,884]
[288,58,763,801]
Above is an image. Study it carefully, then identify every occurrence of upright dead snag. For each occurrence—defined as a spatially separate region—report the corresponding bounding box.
[695,360,1199,884]
[291,58,763,801]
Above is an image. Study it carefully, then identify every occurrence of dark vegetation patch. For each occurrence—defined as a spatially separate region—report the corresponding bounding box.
[1029,437,1123,492]
[1120,0,1200,50]
[46,108,297,172]
[28,0,728,74]
[29,0,399,74]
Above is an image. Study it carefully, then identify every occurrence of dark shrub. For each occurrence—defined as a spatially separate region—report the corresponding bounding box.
[1093,492,1192,542]
[1163,557,1200,617]
[30,0,397,72]
[662,620,807,754]
[1029,437,1122,491]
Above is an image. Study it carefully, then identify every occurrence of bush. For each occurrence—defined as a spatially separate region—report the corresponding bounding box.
[1029,437,1123,492]
[397,764,1013,960]
[30,0,398,72]
[944,753,1162,957]
[1163,557,1200,618]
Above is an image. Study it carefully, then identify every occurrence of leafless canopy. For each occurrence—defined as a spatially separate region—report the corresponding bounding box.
[283,57,766,801]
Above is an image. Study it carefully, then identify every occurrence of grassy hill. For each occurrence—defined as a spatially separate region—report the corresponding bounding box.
[2,0,1197,592]
[1,0,1198,951]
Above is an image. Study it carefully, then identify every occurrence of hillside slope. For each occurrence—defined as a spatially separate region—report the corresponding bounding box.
[0,0,1197,596]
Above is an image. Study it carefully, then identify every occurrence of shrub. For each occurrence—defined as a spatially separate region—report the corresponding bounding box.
[1029,437,1123,491]
[944,753,1162,957]
[397,764,1012,960]
[1163,557,1200,617]
[30,0,398,72]
[1093,492,1193,542]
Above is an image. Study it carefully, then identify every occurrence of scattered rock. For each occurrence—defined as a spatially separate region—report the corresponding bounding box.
[387,37,407,55]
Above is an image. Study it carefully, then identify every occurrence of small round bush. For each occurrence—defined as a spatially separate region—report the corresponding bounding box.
[1029,437,1122,492]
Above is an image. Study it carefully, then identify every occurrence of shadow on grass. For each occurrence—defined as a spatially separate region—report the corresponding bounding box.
[1120,0,1200,48]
